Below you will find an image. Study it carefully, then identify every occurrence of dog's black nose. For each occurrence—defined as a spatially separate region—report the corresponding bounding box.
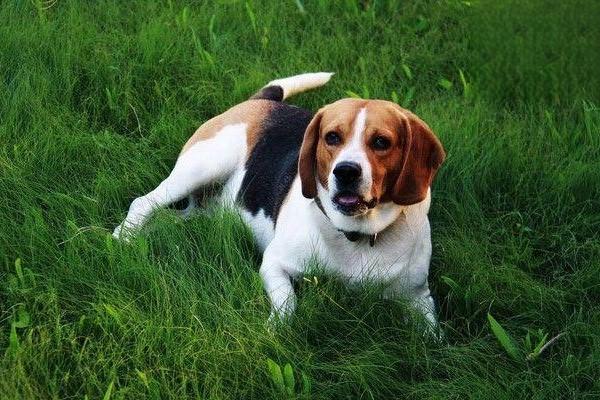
[333,161,362,185]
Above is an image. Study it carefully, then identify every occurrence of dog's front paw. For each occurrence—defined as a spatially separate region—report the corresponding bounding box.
[112,221,136,242]
[422,321,446,344]
[266,307,294,329]
[267,310,283,327]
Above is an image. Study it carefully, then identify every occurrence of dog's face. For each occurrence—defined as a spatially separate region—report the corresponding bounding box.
[299,99,445,223]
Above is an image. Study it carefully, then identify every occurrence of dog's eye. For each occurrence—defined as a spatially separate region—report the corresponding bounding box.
[325,131,342,146]
[371,135,391,151]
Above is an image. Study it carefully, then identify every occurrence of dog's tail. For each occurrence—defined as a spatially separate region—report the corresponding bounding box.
[251,72,334,102]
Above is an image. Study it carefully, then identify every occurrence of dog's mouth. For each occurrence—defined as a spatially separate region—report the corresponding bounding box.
[333,192,377,215]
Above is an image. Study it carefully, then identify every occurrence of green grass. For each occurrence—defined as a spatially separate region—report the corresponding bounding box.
[1,0,599,398]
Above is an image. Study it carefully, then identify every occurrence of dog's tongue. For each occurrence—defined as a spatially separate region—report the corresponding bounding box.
[337,195,361,207]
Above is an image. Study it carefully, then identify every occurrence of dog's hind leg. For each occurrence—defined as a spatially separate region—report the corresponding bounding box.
[113,123,247,241]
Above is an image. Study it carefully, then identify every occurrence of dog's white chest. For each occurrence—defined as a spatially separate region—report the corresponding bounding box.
[313,216,423,285]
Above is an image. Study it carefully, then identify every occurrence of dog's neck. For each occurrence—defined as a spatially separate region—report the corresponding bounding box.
[313,185,431,246]
[313,196,379,246]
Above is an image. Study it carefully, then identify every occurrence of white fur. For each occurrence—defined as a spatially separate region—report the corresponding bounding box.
[221,166,246,207]
[267,72,334,100]
[242,209,275,252]
[222,167,276,251]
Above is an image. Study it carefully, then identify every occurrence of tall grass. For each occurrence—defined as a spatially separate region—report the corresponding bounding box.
[1,0,599,398]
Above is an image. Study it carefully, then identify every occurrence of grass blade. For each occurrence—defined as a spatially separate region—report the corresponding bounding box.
[301,372,312,395]
[266,358,284,392]
[245,1,257,34]
[283,363,295,396]
[102,380,114,400]
[488,313,520,361]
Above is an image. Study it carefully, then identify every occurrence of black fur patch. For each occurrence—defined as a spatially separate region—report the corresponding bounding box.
[239,102,313,223]
[250,85,284,101]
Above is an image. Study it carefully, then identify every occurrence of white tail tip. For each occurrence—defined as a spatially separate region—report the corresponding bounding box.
[267,72,334,100]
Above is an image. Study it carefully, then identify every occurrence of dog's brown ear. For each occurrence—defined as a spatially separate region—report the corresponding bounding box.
[298,108,324,198]
[391,108,445,205]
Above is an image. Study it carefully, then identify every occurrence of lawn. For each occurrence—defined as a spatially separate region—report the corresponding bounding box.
[1,0,599,398]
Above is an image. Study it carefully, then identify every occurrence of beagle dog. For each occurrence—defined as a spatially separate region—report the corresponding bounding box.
[113,72,445,329]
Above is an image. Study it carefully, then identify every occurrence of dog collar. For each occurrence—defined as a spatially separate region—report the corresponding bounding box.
[313,197,377,247]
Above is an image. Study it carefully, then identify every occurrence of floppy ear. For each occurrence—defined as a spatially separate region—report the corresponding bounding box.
[298,109,324,198]
[392,109,445,205]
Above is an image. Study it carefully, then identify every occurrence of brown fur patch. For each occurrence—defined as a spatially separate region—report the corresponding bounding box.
[180,99,275,156]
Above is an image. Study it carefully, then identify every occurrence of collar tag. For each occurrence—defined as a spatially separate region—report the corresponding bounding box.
[369,232,377,247]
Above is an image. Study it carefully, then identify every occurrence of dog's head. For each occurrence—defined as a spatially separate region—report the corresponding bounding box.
[299,99,445,232]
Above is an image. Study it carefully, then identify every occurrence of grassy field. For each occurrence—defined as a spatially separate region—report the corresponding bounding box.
[1,0,599,398]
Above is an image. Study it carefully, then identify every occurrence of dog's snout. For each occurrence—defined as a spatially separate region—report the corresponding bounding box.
[333,161,362,185]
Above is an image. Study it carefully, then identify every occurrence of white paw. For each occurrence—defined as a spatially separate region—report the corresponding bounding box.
[267,307,293,327]
[419,317,445,343]
[267,310,280,326]
[112,221,135,242]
